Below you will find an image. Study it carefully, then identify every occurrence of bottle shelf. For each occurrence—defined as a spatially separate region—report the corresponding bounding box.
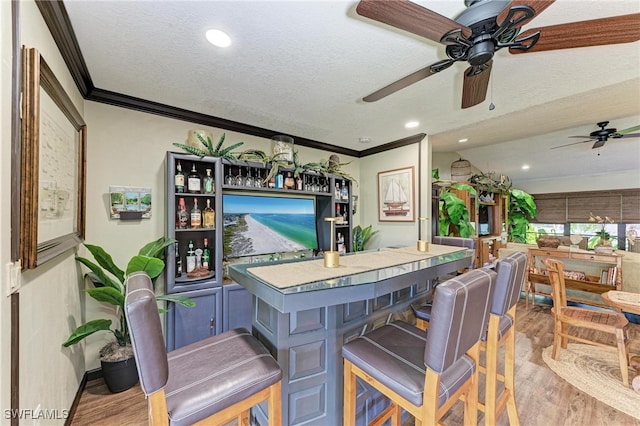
[175,228,216,233]
[175,271,216,284]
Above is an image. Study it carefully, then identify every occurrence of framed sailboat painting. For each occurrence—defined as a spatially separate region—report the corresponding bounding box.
[377,167,415,222]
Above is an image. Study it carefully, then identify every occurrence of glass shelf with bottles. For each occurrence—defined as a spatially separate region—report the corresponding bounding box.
[174,237,216,284]
[221,162,333,195]
[176,196,216,232]
[174,159,216,196]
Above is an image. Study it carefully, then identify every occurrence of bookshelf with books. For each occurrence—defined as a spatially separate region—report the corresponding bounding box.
[525,247,623,309]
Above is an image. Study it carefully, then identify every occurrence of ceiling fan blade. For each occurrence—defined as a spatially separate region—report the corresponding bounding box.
[568,135,593,139]
[510,13,640,54]
[355,0,471,44]
[551,140,591,149]
[612,125,640,137]
[362,60,453,102]
[592,140,606,149]
[461,61,492,109]
[496,0,555,28]
[616,132,640,139]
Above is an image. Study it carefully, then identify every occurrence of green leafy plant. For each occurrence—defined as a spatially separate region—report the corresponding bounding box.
[352,224,378,252]
[173,132,244,159]
[469,171,512,194]
[439,183,476,237]
[63,237,193,359]
[507,189,538,243]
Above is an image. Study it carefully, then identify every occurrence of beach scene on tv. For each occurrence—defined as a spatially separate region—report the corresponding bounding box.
[223,194,318,258]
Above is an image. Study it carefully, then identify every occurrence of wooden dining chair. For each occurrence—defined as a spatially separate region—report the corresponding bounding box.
[543,258,631,387]
[124,271,283,425]
[342,268,496,426]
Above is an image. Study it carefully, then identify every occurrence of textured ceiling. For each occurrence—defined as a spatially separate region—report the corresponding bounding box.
[62,0,640,184]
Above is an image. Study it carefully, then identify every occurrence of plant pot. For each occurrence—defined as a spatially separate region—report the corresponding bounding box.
[101,356,138,393]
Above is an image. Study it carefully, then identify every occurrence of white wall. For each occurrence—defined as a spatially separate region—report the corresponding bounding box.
[359,143,429,248]
[1,0,14,419]
[10,0,87,422]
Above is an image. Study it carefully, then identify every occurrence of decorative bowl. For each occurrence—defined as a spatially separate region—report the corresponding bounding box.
[537,235,561,249]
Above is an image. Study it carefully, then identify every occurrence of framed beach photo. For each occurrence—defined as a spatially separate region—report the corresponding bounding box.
[377,166,415,222]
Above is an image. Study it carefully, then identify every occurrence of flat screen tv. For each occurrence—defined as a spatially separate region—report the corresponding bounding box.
[223,193,318,258]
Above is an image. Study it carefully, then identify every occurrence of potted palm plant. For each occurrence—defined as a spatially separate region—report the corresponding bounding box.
[352,224,378,252]
[63,236,193,393]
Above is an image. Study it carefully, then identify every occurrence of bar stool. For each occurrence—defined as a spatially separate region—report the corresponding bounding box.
[479,251,527,426]
[124,271,283,426]
[342,268,496,426]
[413,236,477,329]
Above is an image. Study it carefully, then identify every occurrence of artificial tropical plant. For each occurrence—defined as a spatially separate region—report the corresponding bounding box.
[173,132,244,159]
[352,224,378,252]
[507,188,538,243]
[439,183,477,238]
[63,237,193,357]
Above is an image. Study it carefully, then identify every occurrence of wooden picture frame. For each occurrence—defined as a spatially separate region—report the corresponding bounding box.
[18,47,86,269]
[377,166,415,222]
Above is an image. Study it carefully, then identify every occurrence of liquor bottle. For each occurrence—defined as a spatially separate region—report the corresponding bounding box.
[177,198,188,229]
[296,174,303,191]
[190,198,202,229]
[174,242,182,278]
[203,168,214,194]
[187,163,201,193]
[335,182,341,199]
[203,199,215,228]
[186,240,196,273]
[202,238,211,269]
[284,172,295,190]
[336,204,342,224]
[175,160,185,193]
[275,172,284,189]
[341,179,349,202]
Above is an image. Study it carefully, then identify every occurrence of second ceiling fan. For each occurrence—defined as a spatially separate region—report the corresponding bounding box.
[356,0,640,108]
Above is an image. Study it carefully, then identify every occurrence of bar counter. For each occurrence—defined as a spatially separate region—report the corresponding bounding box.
[229,245,473,425]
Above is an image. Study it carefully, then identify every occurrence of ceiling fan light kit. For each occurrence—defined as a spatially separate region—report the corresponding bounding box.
[355,0,640,109]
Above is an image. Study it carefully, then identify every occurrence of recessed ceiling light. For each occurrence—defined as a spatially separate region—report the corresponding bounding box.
[358,137,372,144]
[458,138,468,143]
[405,121,419,129]
[522,164,530,170]
[205,29,231,48]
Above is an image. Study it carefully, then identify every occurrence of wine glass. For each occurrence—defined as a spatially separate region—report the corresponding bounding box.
[225,166,234,186]
[245,167,254,188]
[235,166,245,186]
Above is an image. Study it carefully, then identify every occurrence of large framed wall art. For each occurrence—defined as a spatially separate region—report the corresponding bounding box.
[17,47,86,269]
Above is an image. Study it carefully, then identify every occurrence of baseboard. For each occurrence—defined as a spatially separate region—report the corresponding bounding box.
[64,368,102,426]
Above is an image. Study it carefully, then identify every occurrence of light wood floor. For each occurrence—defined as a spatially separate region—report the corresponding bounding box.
[71,300,640,425]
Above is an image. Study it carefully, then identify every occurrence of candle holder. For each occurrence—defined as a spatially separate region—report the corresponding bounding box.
[324,217,340,268]
[417,217,429,252]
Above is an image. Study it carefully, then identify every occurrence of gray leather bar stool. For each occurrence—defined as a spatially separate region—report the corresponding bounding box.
[413,236,477,329]
[478,251,527,426]
[342,268,496,426]
[124,271,283,426]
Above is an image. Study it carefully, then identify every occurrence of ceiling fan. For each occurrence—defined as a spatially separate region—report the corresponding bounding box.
[355,0,640,109]
[552,121,640,150]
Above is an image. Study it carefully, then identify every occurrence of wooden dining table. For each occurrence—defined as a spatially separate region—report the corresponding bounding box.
[602,290,640,393]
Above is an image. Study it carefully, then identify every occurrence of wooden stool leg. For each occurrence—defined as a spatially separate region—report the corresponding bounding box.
[504,327,520,425]
[631,356,640,393]
[268,381,282,426]
[416,318,429,331]
[484,316,499,426]
[615,329,630,387]
[344,360,356,426]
